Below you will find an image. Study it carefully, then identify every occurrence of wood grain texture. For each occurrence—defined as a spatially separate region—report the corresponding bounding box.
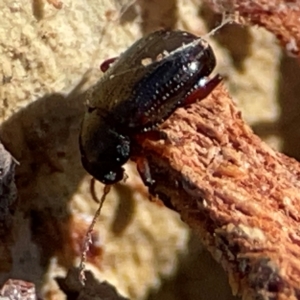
[135,84,300,299]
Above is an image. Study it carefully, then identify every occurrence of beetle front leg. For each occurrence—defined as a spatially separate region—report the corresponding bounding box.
[136,129,168,142]
[184,74,223,106]
[135,156,154,187]
[100,57,119,73]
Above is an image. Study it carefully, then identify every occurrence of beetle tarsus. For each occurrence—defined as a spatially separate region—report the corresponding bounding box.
[136,157,154,187]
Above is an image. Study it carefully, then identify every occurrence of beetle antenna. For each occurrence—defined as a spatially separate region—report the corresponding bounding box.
[79,182,111,284]
[204,11,238,39]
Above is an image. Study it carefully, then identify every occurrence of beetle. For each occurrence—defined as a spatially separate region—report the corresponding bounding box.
[79,30,222,185]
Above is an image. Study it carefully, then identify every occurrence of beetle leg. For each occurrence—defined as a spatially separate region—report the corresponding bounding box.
[100,57,119,73]
[136,129,168,141]
[183,74,223,106]
[134,129,170,149]
[136,156,154,187]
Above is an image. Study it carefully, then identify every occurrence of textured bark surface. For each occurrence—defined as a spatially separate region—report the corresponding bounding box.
[136,83,300,299]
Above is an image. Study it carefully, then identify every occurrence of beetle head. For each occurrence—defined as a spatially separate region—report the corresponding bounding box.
[80,111,130,184]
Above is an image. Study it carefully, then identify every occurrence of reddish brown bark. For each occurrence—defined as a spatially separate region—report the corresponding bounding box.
[136,84,300,299]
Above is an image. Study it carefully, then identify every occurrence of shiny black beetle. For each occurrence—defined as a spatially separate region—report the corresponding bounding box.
[79,30,222,185]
